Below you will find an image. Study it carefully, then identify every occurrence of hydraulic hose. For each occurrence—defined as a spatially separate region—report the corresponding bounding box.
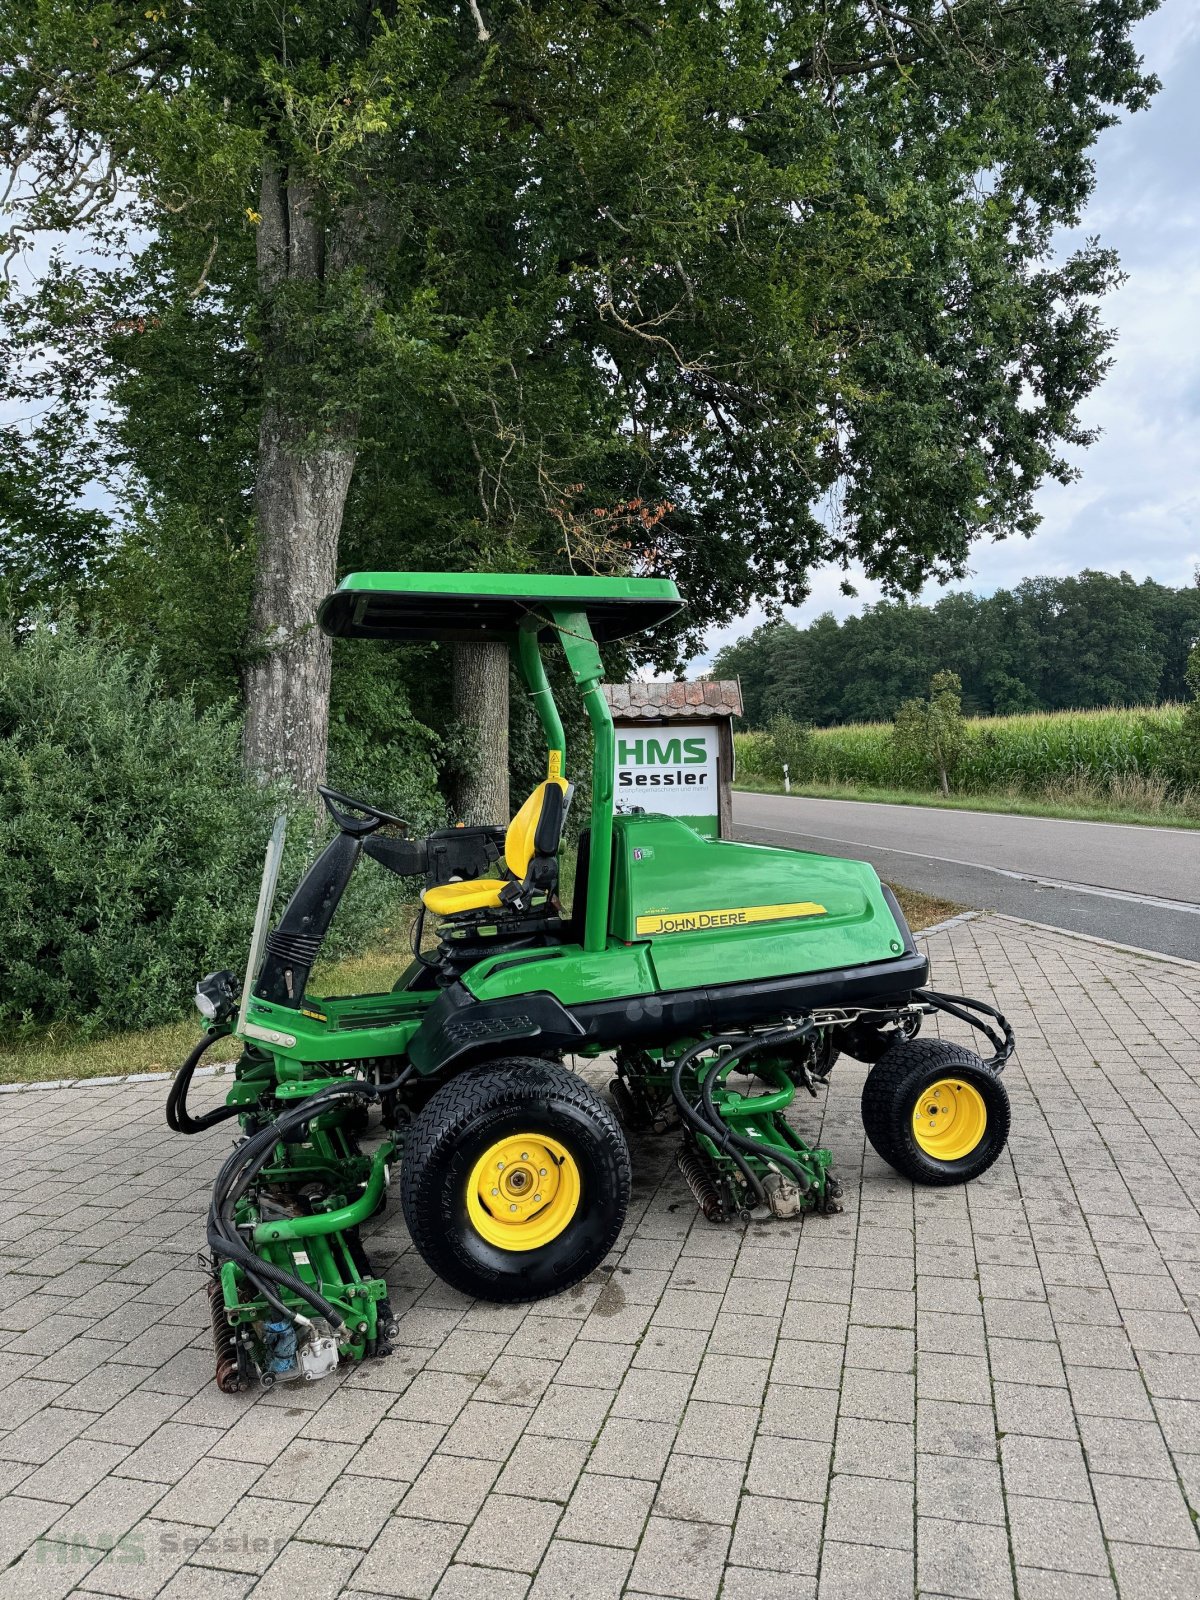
[208,1080,381,1331]
[167,1030,241,1135]
[670,1027,823,1206]
[916,990,1015,1070]
[698,1030,818,1195]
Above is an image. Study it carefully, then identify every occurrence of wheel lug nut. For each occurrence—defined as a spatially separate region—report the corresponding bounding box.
[539,1168,547,1176]
[510,1204,517,1212]
[533,1194,541,1203]
[521,1153,528,1161]
[491,1188,499,1196]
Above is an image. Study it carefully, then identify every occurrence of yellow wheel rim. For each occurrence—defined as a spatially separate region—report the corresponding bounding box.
[912,1078,987,1160]
[466,1133,581,1252]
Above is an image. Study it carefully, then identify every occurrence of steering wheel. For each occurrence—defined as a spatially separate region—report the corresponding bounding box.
[317,786,410,839]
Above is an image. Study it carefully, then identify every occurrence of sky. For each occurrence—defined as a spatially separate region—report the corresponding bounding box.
[697,2,1200,667]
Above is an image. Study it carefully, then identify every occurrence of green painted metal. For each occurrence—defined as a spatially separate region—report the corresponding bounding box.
[516,620,566,772]
[252,1142,394,1246]
[550,607,615,954]
[318,569,681,643]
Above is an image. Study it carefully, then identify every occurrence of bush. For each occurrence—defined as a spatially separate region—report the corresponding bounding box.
[767,713,812,780]
[0,622,294,1031]
[892,671,967,795]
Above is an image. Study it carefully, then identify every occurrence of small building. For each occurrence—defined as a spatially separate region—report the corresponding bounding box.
[601,679,744,840]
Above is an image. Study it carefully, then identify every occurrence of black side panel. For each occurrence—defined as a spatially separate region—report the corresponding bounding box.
[409,984,588,1074]
[412,949,930,1073]
[255,833,361,1007]
[881,883,919,956]
[566,949,930,1049]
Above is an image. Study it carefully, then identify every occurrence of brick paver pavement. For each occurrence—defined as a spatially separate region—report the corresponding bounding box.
[2,914,1199,1600]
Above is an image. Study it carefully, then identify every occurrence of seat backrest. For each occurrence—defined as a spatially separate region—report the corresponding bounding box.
[504,778,569,880]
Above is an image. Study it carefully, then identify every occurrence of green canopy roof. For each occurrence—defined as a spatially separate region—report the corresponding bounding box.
[317,571,683,644]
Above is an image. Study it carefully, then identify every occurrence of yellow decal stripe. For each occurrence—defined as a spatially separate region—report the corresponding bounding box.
[635,901,827,936]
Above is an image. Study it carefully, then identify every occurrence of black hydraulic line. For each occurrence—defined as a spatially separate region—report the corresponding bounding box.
[698,1030,818,1194]
[916,990,1015,1070]
[167,1031,241,1135]
[208,1081,379,1330]
[671,1029,822,1205]
[695,1038,768,1206]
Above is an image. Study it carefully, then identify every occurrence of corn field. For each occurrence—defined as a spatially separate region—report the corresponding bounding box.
[735,705,1192,802]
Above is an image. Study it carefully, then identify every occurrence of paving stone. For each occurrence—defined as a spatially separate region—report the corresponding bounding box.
[916,1451,1005,1525]
[1013,1569,1119,1600]
[628,1516,732,1600]
[494,1435,588,1503]
[525,1537,632,1600]
[917,1515,1014,1600]
[746,1434,832,1502]
[1107,1543,1200,1600]
[397,1454,501,1523]
[16,1439,131,1505]
[824,1473,914,1549]
[152,1459,265,1528]
[610,1365,693,1424]
[1090,1472,1197,1548]
[246,1539,361,1599]
[386,1370,479,1425]
[296,1474,403,1548]
[76,1516,205,1599]
[451,1493,561,1572]
[817,1538,913,1600]
[832,1417,914,1482]
[187,1499,310,1577]
[352,1516,463,1598]
[729,1494,822,1575]
[673,1400,759,1462]
[1006,1494,1109,1577]
[999,1435,1092,1503]
[838,1366,914,1425]
[346,1419,446,1481]
[556,1471,655,1546]
[527,1383,611,1441]
[588,1415,675,1479]
[432,1566,530,1600]
[654,1454,745,1524]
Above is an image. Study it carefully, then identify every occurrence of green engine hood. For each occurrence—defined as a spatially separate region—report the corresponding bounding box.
[609,813,908,992]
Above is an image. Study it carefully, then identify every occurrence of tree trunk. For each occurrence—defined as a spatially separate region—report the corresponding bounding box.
[452,640,510,824]
[242,159,357,798]
[242,407,356,795]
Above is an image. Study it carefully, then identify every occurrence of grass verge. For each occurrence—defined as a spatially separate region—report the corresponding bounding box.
[0,878,959,1086]
[735,778,1200,830]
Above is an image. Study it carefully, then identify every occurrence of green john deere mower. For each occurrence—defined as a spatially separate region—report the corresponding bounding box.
[169,571,1013,1392]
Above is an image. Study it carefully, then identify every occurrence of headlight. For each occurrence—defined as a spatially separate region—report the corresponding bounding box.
[195,969,240,1024]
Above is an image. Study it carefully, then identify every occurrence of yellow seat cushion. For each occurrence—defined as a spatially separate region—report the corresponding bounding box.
[422,877,504,916]
[421,777,569,920]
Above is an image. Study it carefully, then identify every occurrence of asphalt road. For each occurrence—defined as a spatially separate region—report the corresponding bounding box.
[732,791,1200,961]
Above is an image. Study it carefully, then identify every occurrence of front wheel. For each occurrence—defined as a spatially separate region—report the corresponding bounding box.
[400,1059,631,1301]
[861,1039,1010,1185]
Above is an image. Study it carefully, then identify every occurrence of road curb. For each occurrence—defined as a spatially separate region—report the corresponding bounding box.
[0,1059,239,1095]
[982,913,1200,971]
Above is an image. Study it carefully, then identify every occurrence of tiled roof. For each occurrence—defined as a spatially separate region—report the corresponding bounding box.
[601,679,743,719]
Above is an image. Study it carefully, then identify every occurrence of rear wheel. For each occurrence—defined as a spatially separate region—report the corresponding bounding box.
[401,1059,630,1301]
[861,1038,1009,1185]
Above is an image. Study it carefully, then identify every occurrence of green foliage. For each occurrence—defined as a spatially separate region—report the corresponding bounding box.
[0,620,432,1031]
[0,621,284,1029]
[736,704,1188,800]
[1,1,1163,662]
[1178,645,1200,785]
[716,572,1200,726]
[767,714,812,781]
[892,673,967,795]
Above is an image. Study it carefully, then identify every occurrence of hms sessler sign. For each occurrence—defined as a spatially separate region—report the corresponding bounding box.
[615,731,718,810]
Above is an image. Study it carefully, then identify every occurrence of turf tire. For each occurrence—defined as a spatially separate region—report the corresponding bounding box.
[861,1038,1010,1185]
[400,1058,631,1301]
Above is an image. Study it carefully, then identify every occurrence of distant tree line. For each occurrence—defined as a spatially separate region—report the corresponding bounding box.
[715,572,1200,729]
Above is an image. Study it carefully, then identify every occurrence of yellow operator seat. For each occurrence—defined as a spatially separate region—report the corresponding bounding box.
[422,776,571,917]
